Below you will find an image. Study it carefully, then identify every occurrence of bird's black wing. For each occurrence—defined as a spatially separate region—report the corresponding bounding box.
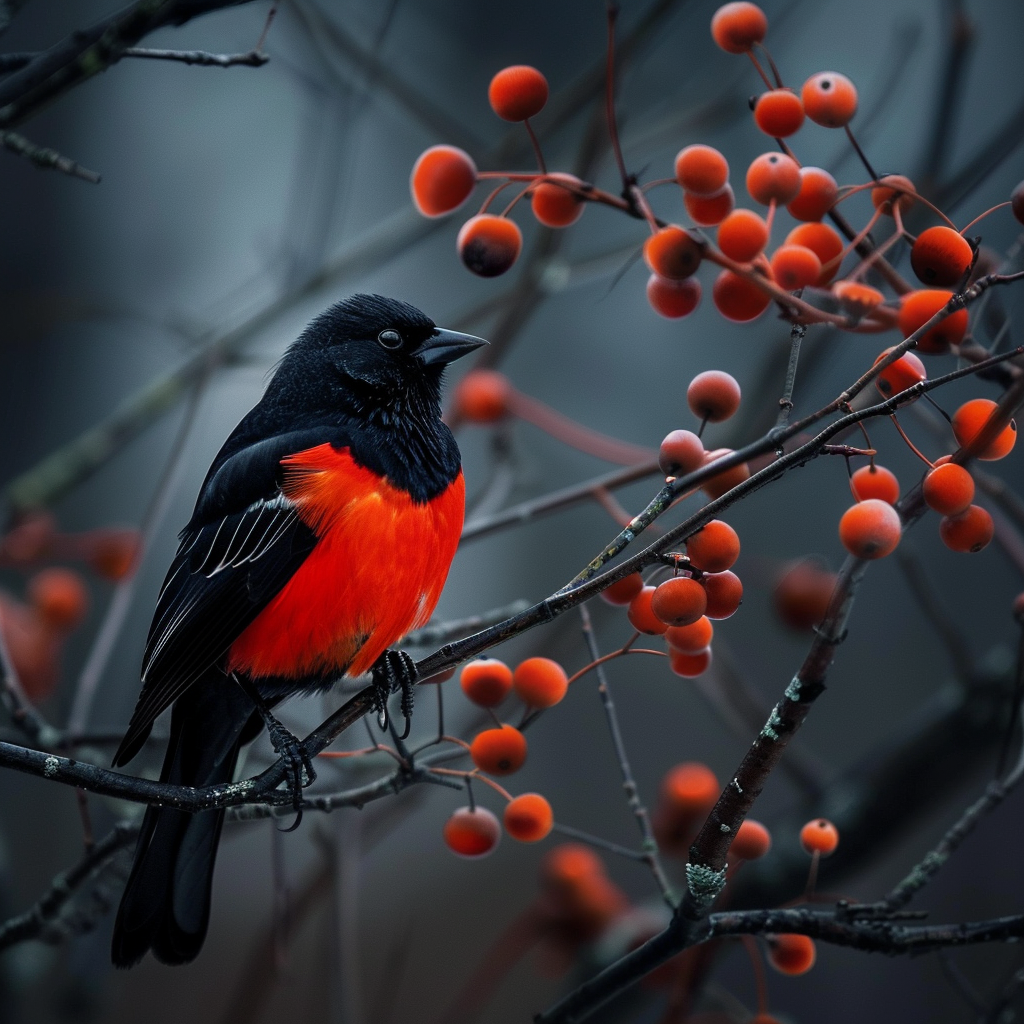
[113,426,348,767]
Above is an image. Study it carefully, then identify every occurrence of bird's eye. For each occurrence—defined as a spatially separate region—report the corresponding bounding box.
[377,329,403,350]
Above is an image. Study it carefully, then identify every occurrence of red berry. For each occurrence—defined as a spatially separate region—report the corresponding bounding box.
[786,167,838,221]
[701,448,751,500]
[513,657,569,708]
[746,152,801,206]
[898,289,968,354]
[628,586,669,635]
[600,573,644,607]
[647,274,701,319]
[444,806,501,857]
[773,560,837,631]
[531,173,585,228]
[873,346,926,399]
[652,577,708,627]
[643,226,703,280]
[712,269,772,322]
[28,569,88,631]
[661,763,719,814]
[87,529,140,581]
[675,144,729,196]
[768,934,816,975]
[801,72,857,127]
[470,725,528,775]
[850,464,900,504]
[665,615,714,653]
[452,369,512,422]
[951,398,1017,460]
[833,280,884,317]
[717,209,769,262]
[460,658,514,708]
[871,174,916,216]
[923,463,974,516]
[669,647,713,678]
[684,184,735,226]
[687,370,741,422]
[785,222,843,284]
[488,65,548,121]
[711,2,768,54]
[732,819,772,860]
[701,570,743,619]
[504,793,554,842]
[800,818,839,856]
[911,226,974,287]
[411,145,477,217]
[770,244,822,290]
[838,499,902,559]
[659,429,705,477]
[687,520,741,572]
[940,505,994,553]
[457,215,522,277]
[753,89,804,138]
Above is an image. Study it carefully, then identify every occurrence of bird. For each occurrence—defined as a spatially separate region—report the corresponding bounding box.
[110,293,485,968]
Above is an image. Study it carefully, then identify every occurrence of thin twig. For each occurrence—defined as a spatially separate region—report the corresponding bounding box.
[0,131,100,182]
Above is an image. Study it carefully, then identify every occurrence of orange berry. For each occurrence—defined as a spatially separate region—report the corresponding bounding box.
[86,529,141,581]
[513,657,569,708]
[717,209,769,262]
[773,560,837,631]
[951,398,1017,460]
[669,647,713,678]
[531,173,585,228]
[542,843,603,887]
[540,844,628,938]
[712,269,772,321]
[662,763,719,813]
[687,370,741,422]
[28,568,88,631]
[659,429,705,477]
[786,167,838,221]
[504,793,554,842]
[768,934,816,975]
[675,144,729,196]
[940,504,994,553]
[687,520,740,573]
[600,572,644,607]
[833,280,884,317]
[701,570,743,619]
[653,577,708,627]
[911,226,974,287]
[800,817,839,856]
[898,289,968,354]
[711,2,767,54]
[873,346,926,399]
[410,145,477,218]
[785,222,843,284]
[746,152,801,206]
[850,464,900,504]
[770,244,821,290]
[643,226,702,280]
[801,71,857,127]
[732,819,772,860]
[460,658,514,708]
[701,448,751,500]
[627,586,669,635]
[871,174,916,216]
[443,806,501,857]
[753,89,804,137]
[838,498,902,559]
[0,594,59,703]
[470,725,528,775]
[923,463,975,516]
[666,615,714,653]
[684,184,735,226]
[1012,181,1024,226]
[457,215,522,277]
[647,274,702,319]
[488,65,548,122]
[452,369,512,422]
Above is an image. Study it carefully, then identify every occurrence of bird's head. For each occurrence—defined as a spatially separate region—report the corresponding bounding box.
[281,294,486,420]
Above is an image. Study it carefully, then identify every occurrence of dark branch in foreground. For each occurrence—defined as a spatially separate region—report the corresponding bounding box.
[0,130,100,181]
[121,46,268,67]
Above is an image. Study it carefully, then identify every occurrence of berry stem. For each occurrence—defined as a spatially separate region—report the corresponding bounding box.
[959,201,1011,235]
[605,2,629,189]
[745,49,774,91]
[754,41,784,88]
[889,414,935,467]
[740,935,770,1014]
[844,125,881,182]
[523,117,547,174]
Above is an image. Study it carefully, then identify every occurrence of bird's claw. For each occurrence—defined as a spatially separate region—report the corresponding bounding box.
[371,650,418,737]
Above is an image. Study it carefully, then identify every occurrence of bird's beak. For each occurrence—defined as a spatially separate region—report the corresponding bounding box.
[414,328,488,365]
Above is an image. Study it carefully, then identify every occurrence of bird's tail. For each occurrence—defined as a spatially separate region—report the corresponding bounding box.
[111,672,261,968]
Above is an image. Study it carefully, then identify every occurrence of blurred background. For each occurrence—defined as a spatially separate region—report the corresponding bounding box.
[0,0,1023,1021]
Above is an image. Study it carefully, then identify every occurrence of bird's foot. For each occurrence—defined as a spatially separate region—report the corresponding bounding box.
[370,650,418,739]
